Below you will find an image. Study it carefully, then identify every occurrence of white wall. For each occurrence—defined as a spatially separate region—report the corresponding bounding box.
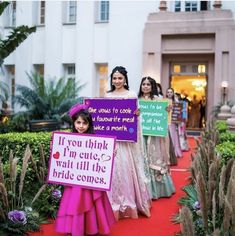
[44,1,63,78]
[75,1,96,96]
[62,26,76,63]
[1,0,235,111]
[108,1,157,93]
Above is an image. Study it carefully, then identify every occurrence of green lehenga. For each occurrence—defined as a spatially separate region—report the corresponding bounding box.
[144,135,175,199]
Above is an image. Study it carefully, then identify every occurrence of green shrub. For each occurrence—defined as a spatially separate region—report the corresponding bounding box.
[215,141,235,165]
[0,132,52,200]
[0,132,64,235]
[8,112,30,132]
[0,121,9,133]
[0,113,29,133]
[219,131,235,143]
[0,132,51,163]
[215,120,228,133]
[0,144,61,235]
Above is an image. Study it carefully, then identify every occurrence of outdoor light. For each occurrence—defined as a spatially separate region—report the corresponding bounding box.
[221,81,228,88]
[221,81,228,104]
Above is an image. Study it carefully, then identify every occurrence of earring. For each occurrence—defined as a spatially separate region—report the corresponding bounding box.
[124,82,127,86]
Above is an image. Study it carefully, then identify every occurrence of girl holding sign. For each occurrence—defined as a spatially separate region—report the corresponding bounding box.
[56,104,115,236]
[105,66,151,220]
[138,77,175,199]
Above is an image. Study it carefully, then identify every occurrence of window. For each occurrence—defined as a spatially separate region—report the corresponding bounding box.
[4,65,15,108]
[173,65,181,73]
[172,63,206,75]
[185,1,197,12]
[181,65,187,73]
[66,65,76,79]
[200,1,209,11]
[100,1,109,21]
[34,64,44,76]
[4,1,16,27]
[96,65,108,97]
[192,65,198,73]
[64,64,76,97]
[175,1,181,12]
[96,1,109,22]
[68,1,77,23]
[40,1,45,24]
[11,1,16,26]
[198,64,206,74]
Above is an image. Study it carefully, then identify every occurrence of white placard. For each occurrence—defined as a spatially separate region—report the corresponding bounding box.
[47,131,116,191]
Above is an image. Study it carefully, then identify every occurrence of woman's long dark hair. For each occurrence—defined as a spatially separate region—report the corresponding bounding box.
[71,109,94,134]
[108,66,129,92]
[138,76,157,99]
[166,87,175,101]
[156,83,163,97]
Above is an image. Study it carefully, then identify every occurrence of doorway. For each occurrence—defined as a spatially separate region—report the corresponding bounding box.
[170,63,207,129]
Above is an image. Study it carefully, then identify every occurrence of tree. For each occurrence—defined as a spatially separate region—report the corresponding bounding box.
[0,1,36,107]
[0,1,36,65]
[13,72,85,120]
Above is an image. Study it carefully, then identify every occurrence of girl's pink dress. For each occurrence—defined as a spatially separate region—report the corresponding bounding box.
[56,186,116,236]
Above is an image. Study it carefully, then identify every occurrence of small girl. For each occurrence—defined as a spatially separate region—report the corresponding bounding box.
[55,104,115,236]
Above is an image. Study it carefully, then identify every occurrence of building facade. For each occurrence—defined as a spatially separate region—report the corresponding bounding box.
[1,1,235,125]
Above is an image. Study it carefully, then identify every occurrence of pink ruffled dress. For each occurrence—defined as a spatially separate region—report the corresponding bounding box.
[56,186,116,236]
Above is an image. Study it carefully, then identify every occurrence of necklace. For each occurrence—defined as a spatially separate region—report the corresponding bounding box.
[143,95,151,100]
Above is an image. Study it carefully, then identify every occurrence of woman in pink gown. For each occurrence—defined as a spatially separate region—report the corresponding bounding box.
[56,105,115,236]
[105,66,151,220]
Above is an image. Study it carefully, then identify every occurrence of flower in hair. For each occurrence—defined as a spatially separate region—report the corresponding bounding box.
[69,103,88,118]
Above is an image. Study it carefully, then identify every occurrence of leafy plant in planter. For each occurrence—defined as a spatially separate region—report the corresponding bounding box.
[172,184,206,235]
[215,120,228,134]
[175,121,235,236]
[215,142,235,166]
[12,72,85,131]
[14,72,84,120]
[0,146,44,235]
[0,112,30,133]
[218,132,235,144]
[29,144,62,219]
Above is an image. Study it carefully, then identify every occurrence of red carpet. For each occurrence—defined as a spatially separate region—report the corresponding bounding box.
[29,138,197,236]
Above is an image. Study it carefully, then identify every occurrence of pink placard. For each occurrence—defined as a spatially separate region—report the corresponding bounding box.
[47,131,116,191]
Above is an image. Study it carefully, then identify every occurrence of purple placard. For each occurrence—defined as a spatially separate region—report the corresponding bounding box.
[84,98,138,142]
[47,131,116,191]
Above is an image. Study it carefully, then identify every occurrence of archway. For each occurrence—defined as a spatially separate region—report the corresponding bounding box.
[170,63,207,129]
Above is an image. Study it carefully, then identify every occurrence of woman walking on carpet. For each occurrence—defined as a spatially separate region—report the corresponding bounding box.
[138,77,175,199]
[166,88,183,163]
[105,66,151,220]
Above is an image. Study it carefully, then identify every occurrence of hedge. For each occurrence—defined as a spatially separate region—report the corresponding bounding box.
[0,132,51,163]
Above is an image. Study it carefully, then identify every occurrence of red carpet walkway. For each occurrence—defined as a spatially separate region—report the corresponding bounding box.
[29,137,197,236]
